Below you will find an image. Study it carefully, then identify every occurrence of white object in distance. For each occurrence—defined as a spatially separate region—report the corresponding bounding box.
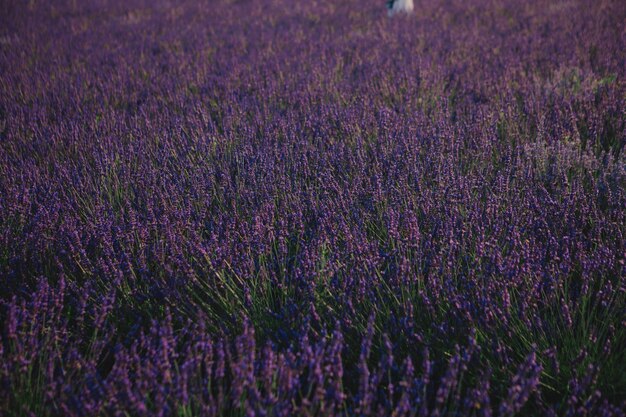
[387,0,414,16]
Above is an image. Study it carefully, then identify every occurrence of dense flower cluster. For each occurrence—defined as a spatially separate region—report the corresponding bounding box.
[1,0,625,415]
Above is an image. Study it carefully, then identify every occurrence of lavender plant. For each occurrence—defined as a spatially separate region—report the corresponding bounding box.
[1,0,625,415]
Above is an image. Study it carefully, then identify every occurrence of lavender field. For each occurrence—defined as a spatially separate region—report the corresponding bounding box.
[1,0,625,415]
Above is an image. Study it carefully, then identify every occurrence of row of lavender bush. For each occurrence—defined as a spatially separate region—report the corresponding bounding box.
[1,0,625,415]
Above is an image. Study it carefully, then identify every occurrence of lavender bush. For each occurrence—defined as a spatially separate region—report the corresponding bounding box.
[1,0,625,415]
